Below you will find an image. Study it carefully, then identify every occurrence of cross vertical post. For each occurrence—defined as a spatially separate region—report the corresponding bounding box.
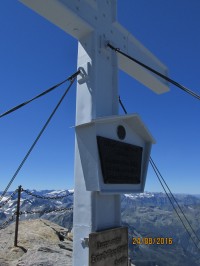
[19,1,169,265]
[73,24,120,266]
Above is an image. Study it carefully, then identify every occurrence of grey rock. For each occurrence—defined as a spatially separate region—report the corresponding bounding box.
[0,219,72,266]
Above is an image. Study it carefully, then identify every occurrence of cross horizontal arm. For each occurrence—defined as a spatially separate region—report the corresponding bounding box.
[20,0,169,94]
[19,0,93,39]
[111,23,169,94]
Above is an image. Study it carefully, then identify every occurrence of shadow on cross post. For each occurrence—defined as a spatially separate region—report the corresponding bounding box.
[14,185,22,247]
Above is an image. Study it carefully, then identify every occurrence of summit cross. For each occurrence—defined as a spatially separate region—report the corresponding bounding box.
[19,1,169,265]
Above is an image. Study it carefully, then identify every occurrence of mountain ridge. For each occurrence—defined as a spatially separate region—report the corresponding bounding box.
[1,189,200,265]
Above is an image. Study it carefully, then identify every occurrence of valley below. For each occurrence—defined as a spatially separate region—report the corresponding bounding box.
[0,190,200,265]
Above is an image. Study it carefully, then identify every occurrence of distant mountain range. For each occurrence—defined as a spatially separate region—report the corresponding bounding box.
[1,190,200,266]
[121,193,200,266]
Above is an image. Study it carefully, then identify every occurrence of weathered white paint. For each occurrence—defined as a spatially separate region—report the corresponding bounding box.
[73,30,120,266]
[20,0,169,94]
[19,1,170,265]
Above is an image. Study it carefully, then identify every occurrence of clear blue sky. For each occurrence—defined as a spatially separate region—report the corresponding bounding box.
[0,0,200,194]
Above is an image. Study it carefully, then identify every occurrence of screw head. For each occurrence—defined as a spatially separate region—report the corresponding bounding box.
[117,125,126,140]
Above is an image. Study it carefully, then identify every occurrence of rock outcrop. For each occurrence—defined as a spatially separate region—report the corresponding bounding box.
[0,219,72,266]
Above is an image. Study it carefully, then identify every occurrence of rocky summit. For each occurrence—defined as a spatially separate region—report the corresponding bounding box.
[0,219,73,266]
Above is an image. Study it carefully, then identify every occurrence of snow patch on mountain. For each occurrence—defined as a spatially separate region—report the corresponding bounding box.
[124,192,155,199]
[46,190,66,195]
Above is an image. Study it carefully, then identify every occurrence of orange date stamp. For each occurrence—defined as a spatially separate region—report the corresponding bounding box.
[132,237,173,245]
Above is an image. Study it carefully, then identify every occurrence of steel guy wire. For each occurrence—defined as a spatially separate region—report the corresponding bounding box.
[19,206,73,215]
[0,72,79,202]
[149,158,200,251]
[108,43,200,101]
[0,70,80,119]
[118,95,200,251]
[0,214,15,230]
[150,157,200,245]
[118,96,127,114]
[0,189,18,207]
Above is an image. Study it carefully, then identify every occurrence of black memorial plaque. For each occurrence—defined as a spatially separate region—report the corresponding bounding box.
[97,136,143,184]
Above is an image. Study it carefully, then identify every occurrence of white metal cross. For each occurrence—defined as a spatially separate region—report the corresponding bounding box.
[19,1,169,265]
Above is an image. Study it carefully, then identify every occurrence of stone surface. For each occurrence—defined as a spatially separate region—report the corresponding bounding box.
[0,219,135,266]
[0,219,72,266]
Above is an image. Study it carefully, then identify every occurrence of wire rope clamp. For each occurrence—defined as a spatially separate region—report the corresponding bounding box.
[75,114,155,193]
[77,67,89,85]
[81,237,89,248]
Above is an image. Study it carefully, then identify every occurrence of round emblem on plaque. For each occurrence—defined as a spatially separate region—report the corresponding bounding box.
[117,125,126,140]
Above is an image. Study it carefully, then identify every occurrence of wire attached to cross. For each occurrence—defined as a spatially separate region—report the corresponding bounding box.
[118,95,200,251]
[108,43,200,101]
[0,70,80,202]
[0,70,80,119]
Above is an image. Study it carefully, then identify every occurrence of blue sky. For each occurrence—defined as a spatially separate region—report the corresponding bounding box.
[0,0,200,194]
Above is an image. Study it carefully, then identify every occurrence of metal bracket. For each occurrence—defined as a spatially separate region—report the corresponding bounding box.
[81,237,89,248]
[77,67,89,85]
